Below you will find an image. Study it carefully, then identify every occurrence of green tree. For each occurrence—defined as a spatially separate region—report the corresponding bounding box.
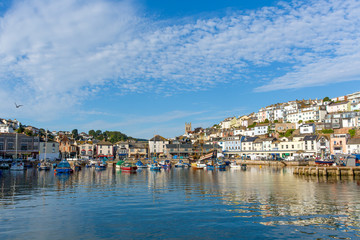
[274,120,279,123]
[72,129,79,139]
[298,120,303,124]
[264,119,269,123]
[323,96,331,102]
[349,129,356,138]
[322,129,334,134]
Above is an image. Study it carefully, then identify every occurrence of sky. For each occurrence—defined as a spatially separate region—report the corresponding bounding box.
[0,0,359,139]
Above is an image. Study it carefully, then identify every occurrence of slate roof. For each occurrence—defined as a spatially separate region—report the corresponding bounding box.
[347,138,360,144]
[303,135,318,141]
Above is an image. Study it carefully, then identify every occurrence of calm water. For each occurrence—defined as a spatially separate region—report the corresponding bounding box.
[0,166,360,239]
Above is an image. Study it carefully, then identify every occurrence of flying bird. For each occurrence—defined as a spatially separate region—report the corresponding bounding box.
[15,103,23,108]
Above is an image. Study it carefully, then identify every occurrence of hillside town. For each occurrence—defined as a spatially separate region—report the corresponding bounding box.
[1,91,360,162]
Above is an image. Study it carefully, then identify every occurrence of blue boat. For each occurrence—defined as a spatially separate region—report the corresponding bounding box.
[135,160,147,168]
[95,159,107,170]
[160,160,172,169]
[54,159,73,174]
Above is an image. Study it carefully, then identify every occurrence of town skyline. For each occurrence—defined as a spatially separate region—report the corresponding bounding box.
[1,0,360,139]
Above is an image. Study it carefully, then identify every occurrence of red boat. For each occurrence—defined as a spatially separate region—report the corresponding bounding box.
[120,163,137,172]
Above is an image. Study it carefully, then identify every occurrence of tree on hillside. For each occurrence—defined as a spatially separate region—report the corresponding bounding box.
[323,96,331,102]
[72,129,79,139]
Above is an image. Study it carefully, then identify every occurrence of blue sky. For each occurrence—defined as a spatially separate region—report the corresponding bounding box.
[0,0,359,139]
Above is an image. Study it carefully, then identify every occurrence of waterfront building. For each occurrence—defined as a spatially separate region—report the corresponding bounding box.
[346,138,360,154]
[303,135,317,157]
[76,141,95,159]
[115,141,129,159]
[149,135,169,157]
[317,135,330,158]
[128,142,148,158]
[241,137,258,151]
[165,143,193,158]
[329,134,350,155]
[0,133,39,159]
[221,135,244,153]
[96,141,114,159]
[39,141,60,161]
[57,135,77,158]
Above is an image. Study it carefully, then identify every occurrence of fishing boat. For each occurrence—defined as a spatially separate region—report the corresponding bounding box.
[95,159,107,170]
[10,161,25,171]
[135,160,148,168]
[116,160,125,169]
[120,163,137,172]
[54,159,73,173]
[315,160,335,166]
[38,160,51,170]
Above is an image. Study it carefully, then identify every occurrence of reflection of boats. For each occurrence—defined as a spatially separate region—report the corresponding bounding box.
[38,160,51,170]
[54,159,73,173]
[74,161,82,171]
[135,160,147,168]
[121,163,137,172]
[229,161,241,169]
[10,161,25,171]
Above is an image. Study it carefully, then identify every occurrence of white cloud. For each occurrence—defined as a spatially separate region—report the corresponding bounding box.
[0,0,360,119]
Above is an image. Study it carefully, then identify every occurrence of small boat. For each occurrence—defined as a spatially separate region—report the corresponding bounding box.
[54,159,73,173]
[194,160,206,169]
[174,160,187,168]
[160,160,172,169]
[0,163,10,169]
[95,160,107,170]
[135,160,148,168]
[229,161,241,169]
[149,163,161,171]
[120,163,137,172]
[53,163,57,168]
[116,160,125,169]
[89,159,98,167]
[10,161,25,171]
[38,160,51,170]
[74,161,82,171]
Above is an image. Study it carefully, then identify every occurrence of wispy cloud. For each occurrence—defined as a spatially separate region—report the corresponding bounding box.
[0,0,359,119]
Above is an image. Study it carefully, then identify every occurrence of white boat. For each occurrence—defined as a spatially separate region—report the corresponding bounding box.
[38,160,51,170]
[10,161,25,171]
[89,159,98,166]
[0,163,10,169]
[229,161,241,169]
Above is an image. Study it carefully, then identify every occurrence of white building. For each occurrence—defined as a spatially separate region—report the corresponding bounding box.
[254,124,269,136]
[299,124,315,134]
[149,135,169,156]
[222,135,243,152]
[0,124,14,133]
[346,138,360,154]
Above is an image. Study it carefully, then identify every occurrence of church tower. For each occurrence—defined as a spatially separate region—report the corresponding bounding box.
[185,122,192,134]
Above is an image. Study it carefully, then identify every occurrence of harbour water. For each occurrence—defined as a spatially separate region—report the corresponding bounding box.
[1,166,360,239]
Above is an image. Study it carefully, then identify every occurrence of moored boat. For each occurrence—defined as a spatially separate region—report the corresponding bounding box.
[38,160,51,170]
[0,163,10,169]
[116,160,125,169]
[54,159,73,173]
[135,160,147,168]
[95,159,107,170]
[120,163,137,172]
[10,161,25,171]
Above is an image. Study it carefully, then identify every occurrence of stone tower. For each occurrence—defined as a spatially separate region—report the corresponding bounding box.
[185,122,192,134]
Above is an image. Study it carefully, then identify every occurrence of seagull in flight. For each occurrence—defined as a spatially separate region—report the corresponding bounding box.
[15,103,23,108]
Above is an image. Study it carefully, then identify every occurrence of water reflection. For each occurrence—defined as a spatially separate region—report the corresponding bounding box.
[0,166,359,239]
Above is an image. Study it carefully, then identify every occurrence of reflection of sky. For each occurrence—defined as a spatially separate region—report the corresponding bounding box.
[0,167,359,239]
